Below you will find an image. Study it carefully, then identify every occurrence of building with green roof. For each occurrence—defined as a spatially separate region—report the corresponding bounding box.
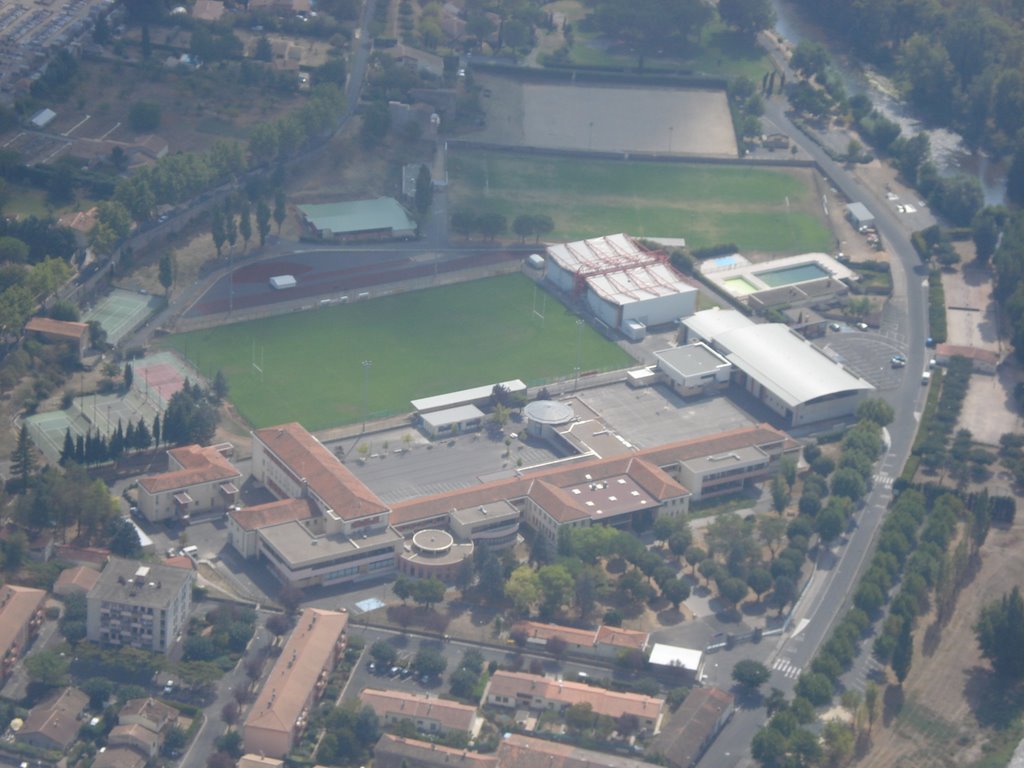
[297,197,417,241]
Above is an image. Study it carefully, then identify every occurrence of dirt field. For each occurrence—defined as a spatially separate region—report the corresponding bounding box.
[942,265,1002,353]
[959,361,1024,450]
[468,75,738,157]
[859,518,1024,768]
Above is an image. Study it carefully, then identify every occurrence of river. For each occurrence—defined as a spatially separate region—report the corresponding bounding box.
[770,0,1008,206]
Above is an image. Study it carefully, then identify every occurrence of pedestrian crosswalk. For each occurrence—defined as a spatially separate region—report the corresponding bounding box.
[873,472,893,489]
[773,658,801,679]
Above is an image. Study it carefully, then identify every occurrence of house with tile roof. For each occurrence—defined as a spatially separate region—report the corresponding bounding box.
[54,565,101,597]
[484,671,665,733]
[513,621,649,660]
[360,689,481,737]
[137,443,241,522]
[243,608,348,757]
[0,584,47,681]
[16,687,89,752]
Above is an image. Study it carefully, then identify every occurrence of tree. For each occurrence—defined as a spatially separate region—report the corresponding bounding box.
[564,702,596,732]
[60,428,75,466]
[718,0,775,38]
[505,565,540,614]
[415,165,433,214]
[857,398,895,426]
[410,577,446,609]
[588,0,711,65]
[110,518,142,557]
[10,423,35,493]
[892,617,914,684]
[816,507,845,546]
[273,189,286,234]
[412,647,447,678]
[25,649,70,687]
[732,659,770,691]
[278,584,303,615]
[975,587,1024,679]
[752,726,787,764]
[158,256,175,296]
[238,202,252,252]
[213,370,228,402]
[662,578,690,609]
[360,102,391,147]
[162,725,187,756]
[211,210,226,257]
[537,564,574,616]
[746,568,773,603]
[256,199,272,247]
[718,577,750,611]
[370,640,397,667]
[684,545,706,574]
[477,212,507,241]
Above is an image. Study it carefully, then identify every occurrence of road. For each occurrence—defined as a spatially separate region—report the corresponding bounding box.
[693,77,932,767]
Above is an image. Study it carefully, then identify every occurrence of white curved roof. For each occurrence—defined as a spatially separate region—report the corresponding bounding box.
[717,324,874,407]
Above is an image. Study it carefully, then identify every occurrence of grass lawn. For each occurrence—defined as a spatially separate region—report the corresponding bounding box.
[566,18,769,81]
[5,186,52,219]
[159,275,633,431]
[449,151,833,254]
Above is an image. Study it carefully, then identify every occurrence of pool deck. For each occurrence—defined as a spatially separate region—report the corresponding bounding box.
[701,252,857,299]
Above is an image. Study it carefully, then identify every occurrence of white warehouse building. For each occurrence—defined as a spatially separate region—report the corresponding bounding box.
[683,309,875,426]
[546,234,697,333]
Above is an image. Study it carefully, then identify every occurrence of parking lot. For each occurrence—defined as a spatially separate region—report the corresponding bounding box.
[817,328,908,391]
[342,626,620,707]
[578,383,757,450]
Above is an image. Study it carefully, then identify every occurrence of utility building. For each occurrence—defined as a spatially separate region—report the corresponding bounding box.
[546,234,697,333]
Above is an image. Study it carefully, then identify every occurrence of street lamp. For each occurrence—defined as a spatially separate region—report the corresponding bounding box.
[362,360,372,431]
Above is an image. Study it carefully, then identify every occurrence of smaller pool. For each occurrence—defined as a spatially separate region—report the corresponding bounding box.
[710,254,747,269]
[756,263,829,287]
[724,276,758,296]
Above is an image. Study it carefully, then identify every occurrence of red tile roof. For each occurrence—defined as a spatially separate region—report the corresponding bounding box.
[54,565,101,595]
[360,688,477,733]
[254,424,388,520]
[25,317,89,340]
[139,444,241,494]
[229,499,315,531]
[486,671,664,723]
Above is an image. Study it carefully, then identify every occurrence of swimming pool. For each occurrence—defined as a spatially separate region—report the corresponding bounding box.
[724,276,759,296]
[710,254,747,269]
[755,263,829,287]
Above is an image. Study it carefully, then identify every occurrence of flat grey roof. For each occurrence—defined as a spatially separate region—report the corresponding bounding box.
[89,558,193,608]
[451,500,519,526]
[421,404,485,429]
[411,379,526,413]
[847,202,874,223]
[259,523,402,570]
[655,343,731,378]
[680,444,768,473]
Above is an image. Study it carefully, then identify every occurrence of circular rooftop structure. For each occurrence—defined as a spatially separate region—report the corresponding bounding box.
[411,529,454,557]
[524,399,574,426]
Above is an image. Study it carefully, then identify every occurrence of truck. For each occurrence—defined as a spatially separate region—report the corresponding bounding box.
[269,274,297,290]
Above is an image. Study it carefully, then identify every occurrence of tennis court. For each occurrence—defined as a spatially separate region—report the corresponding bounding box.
[83,289,162,346]
[24,351,200,463]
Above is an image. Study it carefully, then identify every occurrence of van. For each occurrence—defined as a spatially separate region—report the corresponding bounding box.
[182,545,199,560]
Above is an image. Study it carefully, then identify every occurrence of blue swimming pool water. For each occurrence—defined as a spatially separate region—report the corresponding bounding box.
[755,263,829,287]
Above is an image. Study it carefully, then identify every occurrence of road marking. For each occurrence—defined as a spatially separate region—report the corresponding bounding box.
[63,114,90,136]
[873,472,893,488]
[773,658,801,679]
[791,618,810,638]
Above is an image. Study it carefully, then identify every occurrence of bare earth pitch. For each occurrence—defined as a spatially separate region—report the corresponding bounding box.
[469,77,738,157]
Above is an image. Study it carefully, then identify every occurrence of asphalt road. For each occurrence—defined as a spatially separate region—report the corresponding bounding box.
[694,86,932,768]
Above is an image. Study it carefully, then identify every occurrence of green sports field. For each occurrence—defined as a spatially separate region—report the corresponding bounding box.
[159,275,634,431]
[448,151,833,254]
